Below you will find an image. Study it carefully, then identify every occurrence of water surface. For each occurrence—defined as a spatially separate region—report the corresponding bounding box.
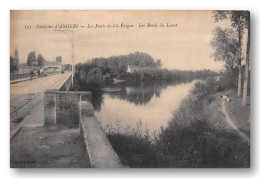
[93,80,196,132]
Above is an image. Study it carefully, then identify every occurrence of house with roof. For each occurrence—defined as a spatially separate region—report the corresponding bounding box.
[127,65,142,73]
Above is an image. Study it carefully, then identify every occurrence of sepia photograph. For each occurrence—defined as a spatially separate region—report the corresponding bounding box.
[10,10,250,168]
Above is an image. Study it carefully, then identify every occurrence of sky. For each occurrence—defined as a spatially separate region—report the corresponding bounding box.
[10,10,232,71]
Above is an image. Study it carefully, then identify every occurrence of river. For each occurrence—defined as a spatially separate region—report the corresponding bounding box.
[92,79,197,132]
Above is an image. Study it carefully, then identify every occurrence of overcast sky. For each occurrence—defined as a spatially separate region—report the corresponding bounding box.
[10,10,233,71]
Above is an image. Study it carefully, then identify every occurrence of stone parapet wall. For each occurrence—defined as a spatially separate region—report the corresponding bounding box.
[58,75,72,91]
[80,101,124,168]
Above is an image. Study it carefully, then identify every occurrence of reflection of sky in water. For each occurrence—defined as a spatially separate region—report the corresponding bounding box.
[95,81,196,132]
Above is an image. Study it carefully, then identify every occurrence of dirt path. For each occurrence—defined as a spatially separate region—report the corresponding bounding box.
[221,100,250,142]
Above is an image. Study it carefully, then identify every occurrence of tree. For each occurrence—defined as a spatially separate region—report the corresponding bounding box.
[210,27,240,73]
[56,56,62,63]
[75,66,104,95]
[213,10,247,97]
[10,56,18,72]
[10,48,19,72]
[14,47,19,66]
[64,64,72,71]
[242,11,250,105]
[27,51,36,66]
[37,54,45,67]
[155,59,162,68]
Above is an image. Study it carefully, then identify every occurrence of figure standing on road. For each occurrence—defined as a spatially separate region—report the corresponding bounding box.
[30,70,34,81]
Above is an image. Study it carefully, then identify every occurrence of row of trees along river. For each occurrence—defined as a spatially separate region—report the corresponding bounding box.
[211,10,250,105]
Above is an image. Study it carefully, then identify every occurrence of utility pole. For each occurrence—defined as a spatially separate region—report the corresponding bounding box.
[54,29,75,88]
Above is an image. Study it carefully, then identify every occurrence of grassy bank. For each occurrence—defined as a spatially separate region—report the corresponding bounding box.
[106,77,250,168]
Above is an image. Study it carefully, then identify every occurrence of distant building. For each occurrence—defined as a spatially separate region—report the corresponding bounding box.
[44,61,62,72]
[127,65,141,73]
[15,63,40,74]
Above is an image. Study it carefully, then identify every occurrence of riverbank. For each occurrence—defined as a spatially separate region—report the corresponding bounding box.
[106,78,250,168]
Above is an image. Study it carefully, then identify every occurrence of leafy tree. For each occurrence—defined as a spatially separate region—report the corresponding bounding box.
[213,10,248,97]
[10,56,18,72]
[75,65,104,95]
[56,56,62,63]
[14,48,19,66]
[10,48,19,72]
[64,64,72,71]
[27,51,36,66]
[210,27,240,73]
[37,54,45,67]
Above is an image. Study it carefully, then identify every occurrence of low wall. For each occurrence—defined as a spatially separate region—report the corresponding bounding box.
[44,89,124,168]
[59,75,72,91]
[80,102,124,168]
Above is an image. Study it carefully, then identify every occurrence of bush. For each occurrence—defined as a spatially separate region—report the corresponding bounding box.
[191,76,236,104]
[105,120,162,167]
[107,133,159,167]
[191,78,219,104]
[217,76,237,91]
[74,64,104,95]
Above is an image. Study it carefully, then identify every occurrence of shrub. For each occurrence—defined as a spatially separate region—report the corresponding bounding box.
[74,65,104,95]
[105,120,162,167]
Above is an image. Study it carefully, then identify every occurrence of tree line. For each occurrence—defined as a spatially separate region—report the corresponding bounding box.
[86,51,162,71]
[27,51,63,67]
[10,48,66,73]
[74,52,218,94]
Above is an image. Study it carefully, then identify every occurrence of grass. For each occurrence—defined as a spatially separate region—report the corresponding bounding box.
[105,77,250,168]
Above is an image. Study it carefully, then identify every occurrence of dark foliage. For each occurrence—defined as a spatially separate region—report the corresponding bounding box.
[10,48,19,72]
[27,51,36,66]
[64,64,72,71]
[10,56,18,72]
[107,133,160,168]
[36,54,46,67]
[88,51,161,70]
[56,56,62,63]
[74,63,104,95]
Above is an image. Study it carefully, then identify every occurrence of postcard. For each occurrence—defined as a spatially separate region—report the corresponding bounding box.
[10,10,250,168]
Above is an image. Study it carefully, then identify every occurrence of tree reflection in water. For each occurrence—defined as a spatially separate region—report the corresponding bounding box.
[91,78,193,111]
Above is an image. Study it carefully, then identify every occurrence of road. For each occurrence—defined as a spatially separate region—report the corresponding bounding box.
[10,72,71,126]
[10,72,90,167]
[221,99,250,142]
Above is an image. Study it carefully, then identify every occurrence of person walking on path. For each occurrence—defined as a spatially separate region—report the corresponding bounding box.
[30,70,34,81]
